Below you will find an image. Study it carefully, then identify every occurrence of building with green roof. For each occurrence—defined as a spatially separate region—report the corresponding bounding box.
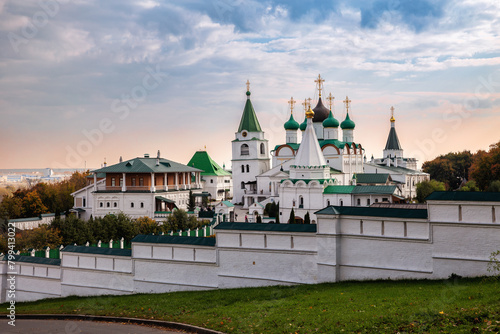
[188,150,232,201]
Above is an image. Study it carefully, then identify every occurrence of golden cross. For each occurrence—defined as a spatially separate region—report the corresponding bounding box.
[307,97,312,108]
[302,98,308,111]
[343,96,351,112]
[326,92,334,111]
[314,74,325,97]
[288,97,296,113]
[246,79,250,92]
[390,106,394,117]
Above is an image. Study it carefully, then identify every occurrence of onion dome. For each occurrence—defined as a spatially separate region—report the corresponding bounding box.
[340,112,355,129]
[284,113,300,130]
[305,106,314,119]
[312,97,330,122]
[322,110,339,128]
[299,116,307,131]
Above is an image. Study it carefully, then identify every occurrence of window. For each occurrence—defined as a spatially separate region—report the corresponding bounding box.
[83,197,86,207]
[299,196,304,208]
[119,178,123,187]
[107,202,110,207]
[382,197,388,202]
[367,198,370,206]
[375,198,379,203]
[340,200,343,207]
[131,178,136,186]
[111,178,116,186]
[140,202,144,208]
[114,202,117,207]
[241,181,245,189]
[210,179,213,183]
[246,165,249,173]
[241,165,245,173]
[131,202,134,208]
[260,143,265,155]
[241,144,249,156]
[100,202,103,208]
[357,198,361,206]
[139,178,144,186]
[327,200,330,206]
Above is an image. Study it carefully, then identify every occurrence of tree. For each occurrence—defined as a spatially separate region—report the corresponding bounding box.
[469,142,500,190]
[416,180,446,203]
[289,208,296,224]
[422,151,473,190]
[135,216,161,235]
[22,191,48,217]
[459,180,479,192]
[15,225,62,252]
[488,180,500,192]
[304,211,310,224]
[188,190,196,212]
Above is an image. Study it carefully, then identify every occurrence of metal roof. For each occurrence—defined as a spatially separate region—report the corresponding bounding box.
[385,127,402,150]
[356,173,391,184]
[238,93,262,132]
[187,151,231,176]
[132,235,216,247]
[1,255,61,266]
[315,206,428,219]
[323,185,397,195]
[215,222,317,233]
[93,157,202,174]
[62,245,132,257]
[426,191,500,202]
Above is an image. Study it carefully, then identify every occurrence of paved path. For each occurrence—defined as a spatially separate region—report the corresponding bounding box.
[0,319,189,334]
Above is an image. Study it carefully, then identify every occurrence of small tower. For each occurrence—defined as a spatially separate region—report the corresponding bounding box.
[284,97,299,144]
[383,106,403,159]
[323,92,339,140]
[231,80,270,206]
[341,96,355,142]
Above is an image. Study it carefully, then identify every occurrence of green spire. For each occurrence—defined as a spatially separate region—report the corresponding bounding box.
[238,89,262,133]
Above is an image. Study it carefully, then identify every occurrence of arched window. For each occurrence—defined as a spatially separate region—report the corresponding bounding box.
[246,165,250,173]
[241,144,249,156]
[340,200,343,207]
[114,202,118,207]
[131,202,134,208]
[241,165,245,173]
[107,202,110,207]
[299,196,304,208]
[357,198,360,206]
[327,200,330,206]
[260,143,265,155]
[241,181,245,189]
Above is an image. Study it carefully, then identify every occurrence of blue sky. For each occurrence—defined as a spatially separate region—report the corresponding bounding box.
[0,0,499,169]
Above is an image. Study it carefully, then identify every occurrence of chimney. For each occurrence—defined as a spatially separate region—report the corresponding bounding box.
[157,150,160,158]
[119,156,123,163]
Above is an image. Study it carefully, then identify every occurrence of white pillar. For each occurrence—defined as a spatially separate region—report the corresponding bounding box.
[93,173,97,191]
[151,172,156,192]
[175,173,179,190]
[164,173,168,191]
[120,237,124,249]
[122,173,126,192]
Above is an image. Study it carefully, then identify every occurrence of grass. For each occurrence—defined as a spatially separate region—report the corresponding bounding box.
[3,277,500,333]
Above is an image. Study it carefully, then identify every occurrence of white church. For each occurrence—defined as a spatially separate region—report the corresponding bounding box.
[232,75,428,222]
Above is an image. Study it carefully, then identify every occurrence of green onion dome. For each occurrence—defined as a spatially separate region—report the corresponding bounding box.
[322,110,339,128]
[340,112,355,130]
[284,113,300,130]
[299,117,307,131]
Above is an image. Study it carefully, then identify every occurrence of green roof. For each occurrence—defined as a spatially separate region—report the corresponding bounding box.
[219,200,235,207]
[9,217,42,223]
[323,110,340,128]
[340,112,355,130]
[93,157,202,174]
[425,191,500,202]
[284,113,300,130]
[238,92,262,132]
[356,173,391,184]
[1,255,61,266]
[323,185,397,195]
[132,235,216,247]
[187,151,231,176]
[385,127,402,150]
[215,222,317,233]
[62,245,132,257]
[315,206,428,219]
[300,117,307,131]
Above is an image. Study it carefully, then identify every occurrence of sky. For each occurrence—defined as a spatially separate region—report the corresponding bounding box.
[0,0,499,170]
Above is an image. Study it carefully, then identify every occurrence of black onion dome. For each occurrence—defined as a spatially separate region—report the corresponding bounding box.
[312,97,330,122]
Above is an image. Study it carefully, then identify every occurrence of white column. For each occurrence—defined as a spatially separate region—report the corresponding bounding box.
[93,173,97,191]
[175,173,179,190]
[164,173,168,191]
[151,173,156,192]
[122,173,126,192]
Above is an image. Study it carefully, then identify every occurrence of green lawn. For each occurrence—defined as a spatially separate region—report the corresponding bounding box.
[4,278,500,333]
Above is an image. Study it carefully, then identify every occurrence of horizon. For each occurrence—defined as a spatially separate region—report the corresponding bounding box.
[1,0,499,169]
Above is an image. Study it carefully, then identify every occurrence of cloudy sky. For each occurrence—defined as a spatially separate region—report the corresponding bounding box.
[0,0,499,169]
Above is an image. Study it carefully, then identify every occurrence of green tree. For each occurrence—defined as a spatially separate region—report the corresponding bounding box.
[416,180,446,203]
[15,225,62,252]
[22,191,48,217]
[188,190,196,212]
[459,180,479,192]
[469,142,500,190]
[488,180,500,192]
[422,151,473,190]
[289,208,296,224]
[135,216,161,235]
[304,211,310,224]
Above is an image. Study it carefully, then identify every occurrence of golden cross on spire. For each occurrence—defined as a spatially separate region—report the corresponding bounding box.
[314,74,325,97]
[246,79,250,92]
[288,97,296,114]
[390,106,394,117]
[302,98,308,111]
[307,97,312,108]
[343,96,351,113]
[326,92,335,111]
